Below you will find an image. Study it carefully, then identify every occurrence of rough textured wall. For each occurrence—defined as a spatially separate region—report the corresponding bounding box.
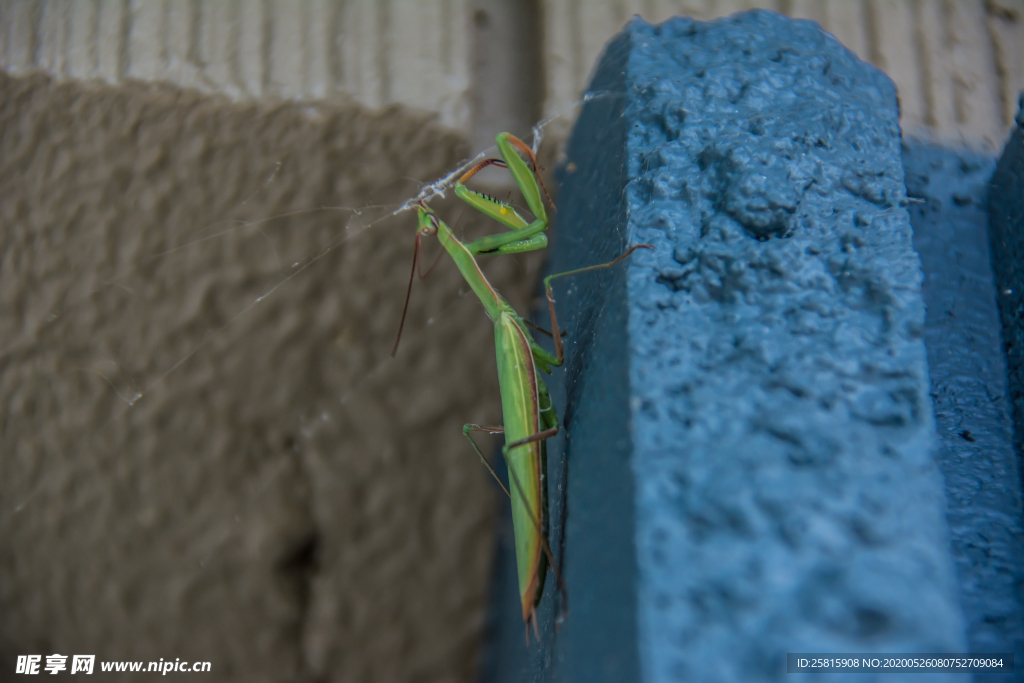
[989,97,1024,458]
[0,0,549,188]
[905,139,1024,677]
[988,99,1024,659]
[626,12,965,681]
[0,71,542,681]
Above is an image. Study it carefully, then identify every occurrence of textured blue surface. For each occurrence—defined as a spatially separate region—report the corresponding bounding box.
[989,98,1024,548]
[985,94,1024,680]
[483,11,1024,683]
[905,139,1024,681]
[624,12,964,682]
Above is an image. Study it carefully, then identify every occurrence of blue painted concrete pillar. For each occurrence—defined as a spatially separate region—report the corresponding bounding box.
[484,11,1024,682]
[905,134,1024,676]
[990,96,1024,496]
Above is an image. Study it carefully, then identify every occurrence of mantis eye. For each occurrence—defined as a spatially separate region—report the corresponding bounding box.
[426,214,440,234]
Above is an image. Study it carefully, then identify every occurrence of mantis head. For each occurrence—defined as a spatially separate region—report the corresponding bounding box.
[416,200,439,236]
[392,201,440,357]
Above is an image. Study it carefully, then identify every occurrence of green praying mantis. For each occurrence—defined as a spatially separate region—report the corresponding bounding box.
[391,132,649,637]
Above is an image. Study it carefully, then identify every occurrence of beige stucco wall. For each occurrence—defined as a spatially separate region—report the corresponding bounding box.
[1,1,1021,681]
[1,70,544,681]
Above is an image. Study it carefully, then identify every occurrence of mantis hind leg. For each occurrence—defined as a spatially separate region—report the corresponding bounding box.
[465,418,568,622]
[462,421,558,499]
[463,424,510,498]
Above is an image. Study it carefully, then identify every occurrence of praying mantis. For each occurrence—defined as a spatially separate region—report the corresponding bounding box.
[391,132,649,636]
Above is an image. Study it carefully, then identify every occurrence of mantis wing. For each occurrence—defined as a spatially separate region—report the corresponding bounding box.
[495,313,549,622]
